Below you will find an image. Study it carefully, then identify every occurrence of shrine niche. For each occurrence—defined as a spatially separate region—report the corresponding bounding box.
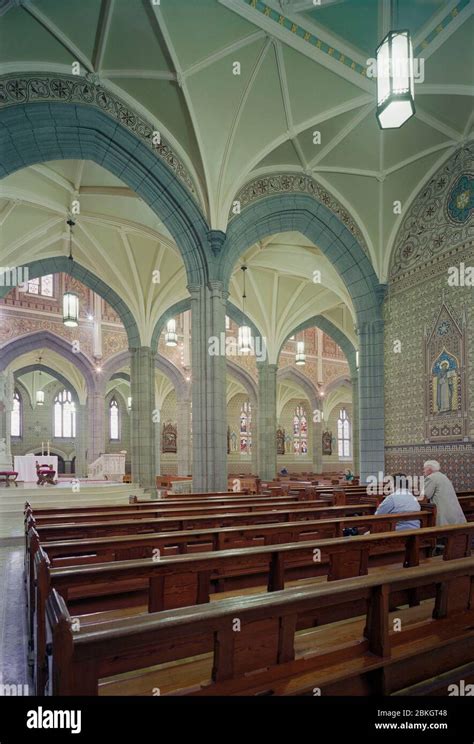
[424,301,468,442]
[162,422,177,453]
[322,430,332,455]
[276,427,285,455]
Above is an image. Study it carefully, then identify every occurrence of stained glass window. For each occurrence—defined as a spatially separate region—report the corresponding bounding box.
[293,404,308,455]
[54,389,76,438]
[26,275,54,297]
[337,408,351,458]
[239,401,252,454]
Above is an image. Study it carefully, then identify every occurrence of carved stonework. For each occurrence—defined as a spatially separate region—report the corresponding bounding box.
[390,145,474,281]
[162,422,177,453]
[230,173,369,256]
[322,430,332,455]
[0,73,197,199]
[424,301,468,442]
[276,426,285,455]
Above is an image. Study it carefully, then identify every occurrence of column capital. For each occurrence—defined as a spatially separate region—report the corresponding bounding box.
[208,230,226,257]
[356,317,385,336]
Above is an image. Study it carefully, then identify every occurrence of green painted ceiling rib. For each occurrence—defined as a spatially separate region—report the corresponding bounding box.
[242,0,470,76]
[414,0,470,56]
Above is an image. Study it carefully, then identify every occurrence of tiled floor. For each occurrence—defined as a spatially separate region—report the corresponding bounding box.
[0,546,31,694]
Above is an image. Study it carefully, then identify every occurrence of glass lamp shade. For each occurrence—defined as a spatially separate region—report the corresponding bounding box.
[295,341,306,365]
[127,396,132,411]
[238,325,252,354]
[63,291,79,327]
[165,319,178,346]
[376,30,415,129]
[36,390,45,406]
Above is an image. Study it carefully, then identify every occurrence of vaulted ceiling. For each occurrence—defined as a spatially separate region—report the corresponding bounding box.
[0,0,472,359]
[1,0,472,281]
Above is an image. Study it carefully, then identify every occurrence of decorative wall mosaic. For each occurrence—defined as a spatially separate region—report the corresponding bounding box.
[0,73,197,199]
[385,443,473,492]
[385,148,473,488]
[230,173,369,256]
[390,145,474,281]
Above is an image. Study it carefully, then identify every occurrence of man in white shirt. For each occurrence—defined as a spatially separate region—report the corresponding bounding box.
[422,460,466,526]
[375,473,421,530]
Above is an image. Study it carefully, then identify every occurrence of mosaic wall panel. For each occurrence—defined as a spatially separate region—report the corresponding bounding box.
[385,147,473,488]
[385,443,473,492]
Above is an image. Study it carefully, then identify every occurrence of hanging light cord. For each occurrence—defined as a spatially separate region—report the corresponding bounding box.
[241,265,247,315]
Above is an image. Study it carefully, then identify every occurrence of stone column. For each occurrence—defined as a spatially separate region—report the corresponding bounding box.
[257,362,278,481]
[189,282,227,492]
[130,346,156,491]
[358,319,385,483]
[177,398,192,476]
[312,412,323,474]
[0,370,13,470]
[251,399,258,475]
[154,408,161,477]
[75,403,87,477]
[351,374,360,476]
[87,381,106,466]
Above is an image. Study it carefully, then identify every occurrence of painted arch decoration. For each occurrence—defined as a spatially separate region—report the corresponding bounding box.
[0,73,198,200]
[229,172,369,258]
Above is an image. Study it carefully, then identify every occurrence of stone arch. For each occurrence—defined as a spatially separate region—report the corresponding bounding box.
[279,315,357,378]
[0,331,96,394]
[0,98,210,285]
[13,363,81,405]
[150,297,265,352]
[226,360,258,405]
[220,194,381,323]
[277,366,319,414]
[101,348,188,400]
[0,257,141,347]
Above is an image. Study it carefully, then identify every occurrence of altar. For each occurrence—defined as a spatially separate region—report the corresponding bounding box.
[14,455,59,482]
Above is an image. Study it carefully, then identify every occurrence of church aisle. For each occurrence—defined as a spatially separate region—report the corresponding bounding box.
[0,547,30,693]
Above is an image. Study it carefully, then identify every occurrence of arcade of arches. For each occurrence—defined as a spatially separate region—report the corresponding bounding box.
[0,0,473,706]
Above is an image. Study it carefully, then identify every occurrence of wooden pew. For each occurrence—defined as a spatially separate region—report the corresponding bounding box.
[28,504,378,542]
[25,509,433,645]
[26,499,329,525]
[33,522,473,693]
[44,556,474,696]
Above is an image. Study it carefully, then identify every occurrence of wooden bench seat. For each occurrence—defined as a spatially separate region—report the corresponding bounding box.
[97,600,437,696]
[44,556,474,696]
[28,503,378,542]
[32,521,471,693]
[26,499,329,525]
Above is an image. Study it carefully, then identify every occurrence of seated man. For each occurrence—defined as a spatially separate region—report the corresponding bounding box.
[375,473,421,530]
[422,460,466,526]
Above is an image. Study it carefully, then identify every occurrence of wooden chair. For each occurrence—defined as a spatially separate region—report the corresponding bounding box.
[36,463,57,486]
[0,470,18,487]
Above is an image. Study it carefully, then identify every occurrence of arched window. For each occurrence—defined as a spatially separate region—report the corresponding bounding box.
[11,390,22,437]
[337,408,351,458]
[109,397,120,441]
[239,400,252,454]
[293,404,308,455]
[54,389,76,438]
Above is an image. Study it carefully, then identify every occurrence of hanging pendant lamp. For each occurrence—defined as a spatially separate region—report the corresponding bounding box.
[63,218,79,327]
